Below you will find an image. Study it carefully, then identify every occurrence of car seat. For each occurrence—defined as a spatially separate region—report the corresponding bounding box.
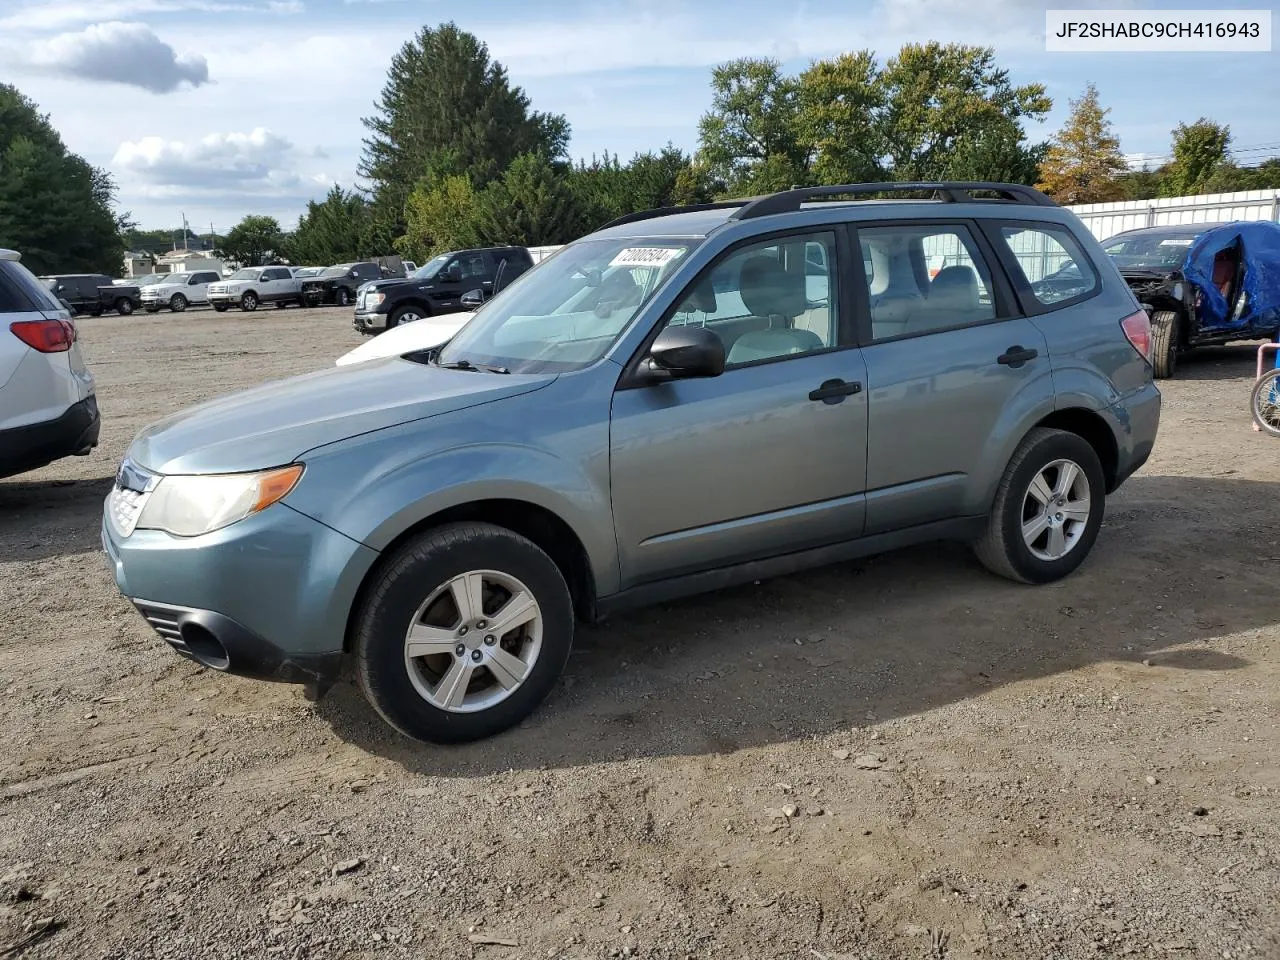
[903,265,981,335]
[726,257,823,364]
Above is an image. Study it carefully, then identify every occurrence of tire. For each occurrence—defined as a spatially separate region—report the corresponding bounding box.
[213,304,228,313]
[1150,310,1180,379]
[335,287,351,307]
[170,293,188,313]
[388,304,426,329]
[144,306,159,314]
[1250,368,1280,437]
[89,306,103,317]
[115,298,134,316]
[973,427,1106,585]
[354,522,574,744]
[240,291,259,312]
[275,299,288,310]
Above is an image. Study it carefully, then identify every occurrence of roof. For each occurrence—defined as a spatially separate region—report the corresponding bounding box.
[0,249,20,262]
[1106,222,1229,240]
[589,207,740,240]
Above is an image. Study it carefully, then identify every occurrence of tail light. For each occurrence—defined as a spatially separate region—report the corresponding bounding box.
[1120,309,1151,363]
[10,319,76,353]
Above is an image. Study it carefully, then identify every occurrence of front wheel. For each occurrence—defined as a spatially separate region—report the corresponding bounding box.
[973,427,1106,584]
[1150,310,1180,379]
[170,293,188,313]
[354,522,574,744]
[212,304,228,313]
[335,287,351,307]
[1251,368,1280,437]
[115,298,134,316]
[388,305,425,329]
[275,299,288,310]
[240,292,258,312]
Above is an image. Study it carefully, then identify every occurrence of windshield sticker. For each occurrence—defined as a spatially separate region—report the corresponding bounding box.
[1159,239,1194,247]
[609,247,686,269]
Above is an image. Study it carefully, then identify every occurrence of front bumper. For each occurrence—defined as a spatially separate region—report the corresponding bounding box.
[0,395,100,480]
[207,293,240,305]
[101,496,380,685]
[353,309,389,333]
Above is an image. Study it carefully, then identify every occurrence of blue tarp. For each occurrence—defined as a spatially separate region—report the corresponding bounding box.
[1181,220,1280,347]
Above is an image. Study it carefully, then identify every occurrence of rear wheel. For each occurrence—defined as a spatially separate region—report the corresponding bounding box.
[170,293,188,313]
[974,428,1106,584]
[1150,310,1180,379]
[354,522,574,744]
[240,291,258,312]
[1251,368,1280,437]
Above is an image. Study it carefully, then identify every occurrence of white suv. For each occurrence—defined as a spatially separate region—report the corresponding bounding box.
[207,266,304,312]
[140,270,221,313]
[0,249,100,479]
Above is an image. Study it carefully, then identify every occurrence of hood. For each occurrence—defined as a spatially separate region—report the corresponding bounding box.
[129,358,553,475]
[336,314,473,366]
[361,277,415,293]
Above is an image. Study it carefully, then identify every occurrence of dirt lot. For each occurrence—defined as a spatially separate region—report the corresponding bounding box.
[1,305,1278,960]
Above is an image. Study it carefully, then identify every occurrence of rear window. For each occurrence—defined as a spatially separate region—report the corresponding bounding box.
[0,260,64,313]
[996,224,1099,307]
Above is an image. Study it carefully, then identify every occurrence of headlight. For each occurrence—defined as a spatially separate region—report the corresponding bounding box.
[366,292,384,307]
[135,464,304,537]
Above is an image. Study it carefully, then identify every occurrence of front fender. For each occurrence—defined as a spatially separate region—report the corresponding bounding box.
[285,402,619,595]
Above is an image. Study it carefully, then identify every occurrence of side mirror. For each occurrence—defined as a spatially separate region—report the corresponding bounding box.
[445,262,462,282]
[460,288,485,309]
[643,326,725,381]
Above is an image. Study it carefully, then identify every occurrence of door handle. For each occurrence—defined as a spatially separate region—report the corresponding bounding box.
[809,378,863,404]
[997,345,1039,368]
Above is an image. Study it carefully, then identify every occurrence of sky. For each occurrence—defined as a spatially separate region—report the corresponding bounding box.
[0,0,1277,233]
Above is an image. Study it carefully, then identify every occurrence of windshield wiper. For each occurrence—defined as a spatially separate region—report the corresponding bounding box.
[435,357,509,374]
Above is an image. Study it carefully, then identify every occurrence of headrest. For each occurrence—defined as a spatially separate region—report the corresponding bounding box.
[740,256,805,320]
[678,278,717,314]
[929,266,979,309]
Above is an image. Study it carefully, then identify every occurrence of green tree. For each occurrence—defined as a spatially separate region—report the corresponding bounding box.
[696,57,809,194]
[572,145,713,229]
[1035,83,1128,204]
[795,52,884,185]
[360,22,570,239]
[1203,157,1280,193]
[1161,119,1231,197]
[287,186,374,265]
[1118,164,1167,200]
[877,42,1050,182]
[0,84,125,275]
[397,174,480,260]
[216,215,286,266]
[471,153,587,246]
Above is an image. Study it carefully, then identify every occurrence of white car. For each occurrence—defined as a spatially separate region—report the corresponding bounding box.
[140,270,222,313]
[334,311,472,366]
[208,266,304,313]
[0,249,100,479]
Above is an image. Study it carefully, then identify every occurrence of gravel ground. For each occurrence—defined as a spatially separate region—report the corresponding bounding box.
[1,305,1278,960]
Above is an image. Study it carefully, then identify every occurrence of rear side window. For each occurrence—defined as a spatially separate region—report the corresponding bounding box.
[0,261,63,313]
[995,224,1099,308]
[856,223,997,342]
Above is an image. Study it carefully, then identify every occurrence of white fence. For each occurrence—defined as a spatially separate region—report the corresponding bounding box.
[1066,189,1280,241]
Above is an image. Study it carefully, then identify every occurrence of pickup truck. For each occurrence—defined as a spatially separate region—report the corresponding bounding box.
[140,270,223,313]
[39,274,139,317]
[207,266,304,312]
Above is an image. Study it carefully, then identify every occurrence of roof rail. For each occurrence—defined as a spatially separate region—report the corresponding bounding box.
[729,181,1057,220]
[597,200,757,231]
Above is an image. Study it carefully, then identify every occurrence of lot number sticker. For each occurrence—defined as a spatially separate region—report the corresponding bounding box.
[609,247,685,269]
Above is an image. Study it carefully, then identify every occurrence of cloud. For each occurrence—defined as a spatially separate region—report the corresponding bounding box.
[20,21,209,92]
[113,128,312,189]
[0,0,301,32]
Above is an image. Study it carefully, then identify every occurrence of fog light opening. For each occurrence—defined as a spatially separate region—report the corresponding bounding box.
[180,622,230,670]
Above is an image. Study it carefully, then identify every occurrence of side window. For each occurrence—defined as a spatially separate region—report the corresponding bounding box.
[856,224,997,342]
[663,230,839,367]
[459,254,488,279]
[997,224,1099,307]
[0,262,61,312]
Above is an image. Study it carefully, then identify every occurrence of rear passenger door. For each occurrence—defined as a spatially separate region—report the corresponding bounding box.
[853,220,1054,535]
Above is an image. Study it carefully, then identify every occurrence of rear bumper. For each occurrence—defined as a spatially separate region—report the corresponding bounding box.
[1109,383,1161,490]
[0,395,100,480]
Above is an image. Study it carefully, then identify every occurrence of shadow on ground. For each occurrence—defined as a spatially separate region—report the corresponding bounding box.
[0,476,114,562]
[314,473,1274,776]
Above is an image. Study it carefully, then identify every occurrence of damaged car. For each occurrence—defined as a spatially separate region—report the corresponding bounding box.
[1087,221,1280,378]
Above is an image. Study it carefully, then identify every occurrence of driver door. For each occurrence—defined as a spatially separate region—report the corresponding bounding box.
[608,228,869,587]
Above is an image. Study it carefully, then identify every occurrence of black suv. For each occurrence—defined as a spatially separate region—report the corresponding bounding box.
[39,274,139,317]
[301,262,383,308]
[352,246,534,334]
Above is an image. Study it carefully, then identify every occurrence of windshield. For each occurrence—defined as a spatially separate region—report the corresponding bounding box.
[136,274,167,286]
[228,268,258,281]
[1102,230,1204,270]
[295,267,320,277]
[322,264,353,277]
[413,255,450,280]
[438,238,696,374]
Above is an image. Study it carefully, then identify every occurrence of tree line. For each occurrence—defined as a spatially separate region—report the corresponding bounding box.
[4,25,1280,276]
